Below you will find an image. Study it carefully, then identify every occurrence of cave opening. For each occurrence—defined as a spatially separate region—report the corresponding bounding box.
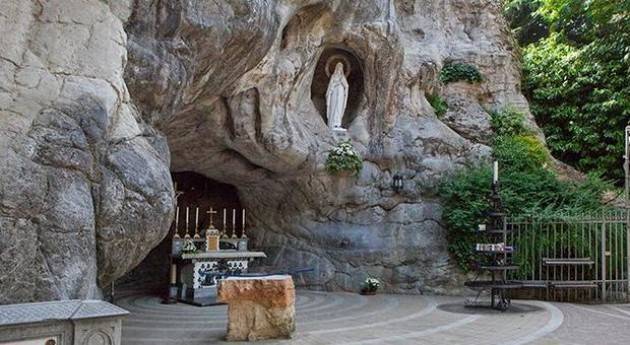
[310,47,365,128]
[115,171,243,296]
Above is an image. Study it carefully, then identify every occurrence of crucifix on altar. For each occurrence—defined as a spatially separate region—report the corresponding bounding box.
[168,205,265,306]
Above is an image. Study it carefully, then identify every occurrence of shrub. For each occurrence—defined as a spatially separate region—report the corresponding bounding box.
[503,0,630,184]
[325,140,363,176]
[440,108,610,271]
[522,33,629,184]
[439,62,483,84]
[490,106,529,137]
[493,135,550,171]
[427,94,448,117]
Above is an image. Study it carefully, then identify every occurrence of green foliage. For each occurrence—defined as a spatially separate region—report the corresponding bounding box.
[440,109,610,271]
[325,140,363,176]
[503,0,630,184]
[439,62,483,84]
[503,0,549,45]
[494,135,550,170]
[427,94,448,117]
[490,106,529,137]
[522,33,629,183]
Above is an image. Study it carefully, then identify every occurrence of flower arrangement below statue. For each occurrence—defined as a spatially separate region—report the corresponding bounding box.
[325,140,363,176]
[360,277,381,295]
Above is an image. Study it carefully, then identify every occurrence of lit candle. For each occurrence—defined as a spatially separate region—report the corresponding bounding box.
[493,161,498,184]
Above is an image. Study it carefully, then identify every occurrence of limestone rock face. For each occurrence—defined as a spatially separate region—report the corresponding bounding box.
[1,0,541,303]
[218,276,296,341]
[0,0,173,303]
[125,0,538,294]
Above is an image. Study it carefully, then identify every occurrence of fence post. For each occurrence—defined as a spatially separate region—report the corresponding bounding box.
[601,218,607,302]
[626,208,630,302]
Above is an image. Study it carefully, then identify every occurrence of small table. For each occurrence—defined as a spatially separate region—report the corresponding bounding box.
[176,250,267,306]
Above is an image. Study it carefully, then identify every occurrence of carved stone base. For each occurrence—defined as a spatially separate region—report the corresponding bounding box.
[332,128,349,143]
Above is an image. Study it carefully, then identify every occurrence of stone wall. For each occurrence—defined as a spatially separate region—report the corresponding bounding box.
[1,0,544,302]
[124,0,540,294]
[0,0,173,304]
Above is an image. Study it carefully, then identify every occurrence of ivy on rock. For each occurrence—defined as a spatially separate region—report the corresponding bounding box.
[439,62,483,84]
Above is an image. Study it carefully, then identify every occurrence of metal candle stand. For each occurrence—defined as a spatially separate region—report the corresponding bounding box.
[464,171,522,311]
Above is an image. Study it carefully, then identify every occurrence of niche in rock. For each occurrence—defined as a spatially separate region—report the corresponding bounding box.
[310,47,364,128]
[113,172,242,295]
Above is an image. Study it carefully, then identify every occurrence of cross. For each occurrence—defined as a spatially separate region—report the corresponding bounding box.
[207,207,218,227]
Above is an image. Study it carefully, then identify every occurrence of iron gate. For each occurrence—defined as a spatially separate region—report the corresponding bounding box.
[505,210,630,302]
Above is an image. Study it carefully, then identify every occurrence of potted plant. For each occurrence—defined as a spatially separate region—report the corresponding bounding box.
[360,277,381,295]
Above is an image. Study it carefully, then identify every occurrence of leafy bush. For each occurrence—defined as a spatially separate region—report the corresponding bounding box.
[490,106,529,137]
[522,33,629,184]
[493,135,550,171]
[440,110,610,271]
[503,0,630,184]
[427,94,448,117]
[439,62,483,84]
[325,140,363,176]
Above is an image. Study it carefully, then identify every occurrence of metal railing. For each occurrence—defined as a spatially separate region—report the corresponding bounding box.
[506,210,630,303]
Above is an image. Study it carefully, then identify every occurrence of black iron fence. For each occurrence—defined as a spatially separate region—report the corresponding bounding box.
[505,210,630,303]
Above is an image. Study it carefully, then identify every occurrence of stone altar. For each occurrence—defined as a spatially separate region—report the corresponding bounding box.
[218,275,296,341]
[174,247,266,306]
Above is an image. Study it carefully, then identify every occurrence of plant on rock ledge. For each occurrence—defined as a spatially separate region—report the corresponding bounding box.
[427,93,448,118]
[439,62,483,84]
[325,140,363,176]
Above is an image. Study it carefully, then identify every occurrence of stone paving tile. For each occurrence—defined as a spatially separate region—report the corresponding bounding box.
[118,291,630,345]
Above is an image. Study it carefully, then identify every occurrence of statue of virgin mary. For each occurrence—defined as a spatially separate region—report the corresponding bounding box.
[326,62,349,132]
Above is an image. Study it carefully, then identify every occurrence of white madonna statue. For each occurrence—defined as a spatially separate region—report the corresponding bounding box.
[326,62,349,132]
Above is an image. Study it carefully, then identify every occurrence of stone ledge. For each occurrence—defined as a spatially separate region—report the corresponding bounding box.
[0,300,128,327]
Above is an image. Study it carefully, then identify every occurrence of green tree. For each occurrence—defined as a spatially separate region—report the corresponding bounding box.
[504,0,630,184]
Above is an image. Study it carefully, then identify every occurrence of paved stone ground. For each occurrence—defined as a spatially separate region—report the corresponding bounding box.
[118,291,630,345]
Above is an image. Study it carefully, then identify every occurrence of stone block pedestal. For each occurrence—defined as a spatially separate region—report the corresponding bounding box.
[0,300,128,345]
[218,275,295,341]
